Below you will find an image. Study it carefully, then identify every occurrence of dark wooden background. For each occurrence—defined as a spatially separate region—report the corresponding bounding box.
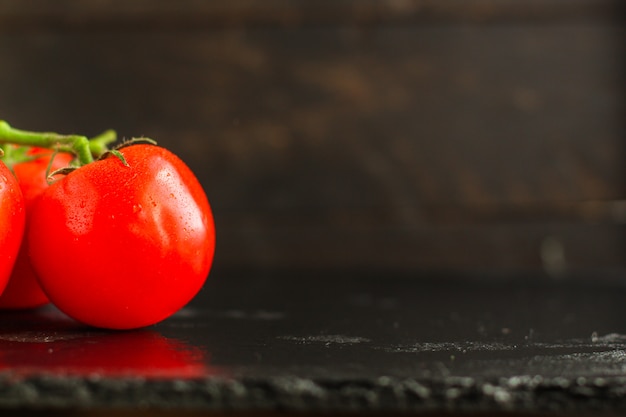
[0,0,623,278]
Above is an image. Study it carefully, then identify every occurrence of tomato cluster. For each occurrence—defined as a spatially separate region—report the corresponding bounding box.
[0,127,215,330]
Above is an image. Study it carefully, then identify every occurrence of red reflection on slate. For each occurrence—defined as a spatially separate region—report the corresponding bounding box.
[0,309,217,379]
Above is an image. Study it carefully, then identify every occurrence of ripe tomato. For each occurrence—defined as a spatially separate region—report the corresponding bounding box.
[28,144,215,329]
[0,160,25,295]
[0,150,74,309]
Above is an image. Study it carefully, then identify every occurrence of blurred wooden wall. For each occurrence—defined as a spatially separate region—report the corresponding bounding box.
[0,0,624,276]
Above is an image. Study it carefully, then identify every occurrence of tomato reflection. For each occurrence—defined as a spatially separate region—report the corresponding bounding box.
[0,309,216,379]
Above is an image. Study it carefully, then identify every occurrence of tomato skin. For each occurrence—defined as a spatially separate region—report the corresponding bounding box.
[28,145,215,329]
[0,161,25,295]
[0,150,74,309]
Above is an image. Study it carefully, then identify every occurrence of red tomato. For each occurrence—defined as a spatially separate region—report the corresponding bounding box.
[0,150,74,309]
[28,145,215,329]
[0,160,25,295]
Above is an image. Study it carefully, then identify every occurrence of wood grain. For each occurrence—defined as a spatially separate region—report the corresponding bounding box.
[0,0,621,32]
[0,0,623,273]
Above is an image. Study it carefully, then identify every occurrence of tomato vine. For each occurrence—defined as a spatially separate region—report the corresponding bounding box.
[0,119,215,329]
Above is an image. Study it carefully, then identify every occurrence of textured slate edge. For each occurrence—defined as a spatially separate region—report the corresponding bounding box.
[2,374,626,413]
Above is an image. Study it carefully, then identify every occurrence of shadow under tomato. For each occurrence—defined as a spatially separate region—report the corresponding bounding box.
[0,307,219,379]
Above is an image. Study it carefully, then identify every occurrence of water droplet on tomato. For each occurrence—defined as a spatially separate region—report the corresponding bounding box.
[169,193,175,199]
[132,204,143,214]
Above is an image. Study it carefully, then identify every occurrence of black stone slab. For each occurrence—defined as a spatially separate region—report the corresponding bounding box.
[2,268,626,414]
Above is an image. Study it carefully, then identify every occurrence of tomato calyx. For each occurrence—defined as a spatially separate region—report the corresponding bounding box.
[45,141,157,180]
[94,138,159,169]
[97,149,129,168]
[114,137,158,151]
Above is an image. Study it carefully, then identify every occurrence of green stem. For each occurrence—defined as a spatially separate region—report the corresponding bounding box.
[52,129,117,159]
[0,120,94,166]
[89,129,117,157]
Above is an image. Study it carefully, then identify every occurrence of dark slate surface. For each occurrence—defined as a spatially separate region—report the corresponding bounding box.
[2,268,626,413]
